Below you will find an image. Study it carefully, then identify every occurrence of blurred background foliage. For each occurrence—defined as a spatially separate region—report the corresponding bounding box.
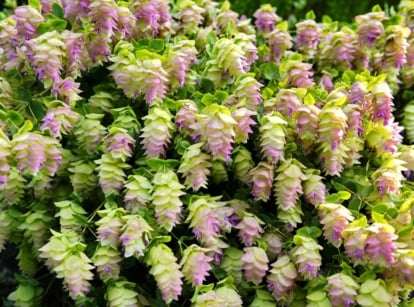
[229,0,401,23]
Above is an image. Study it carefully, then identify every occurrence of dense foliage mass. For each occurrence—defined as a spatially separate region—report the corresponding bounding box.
[2,0,414,306]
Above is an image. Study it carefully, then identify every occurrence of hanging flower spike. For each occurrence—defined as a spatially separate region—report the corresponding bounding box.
[26,30,66,91]
[248,162,274,201]
[234,32,258,67]
[372,168,403,197]
[220,247,243,284]
[0,211,10,252]
[233,145,254,185]
[61,0,89,25]
[364,223,397,267]
[54,200,86,234]
[278,205,303,231]
[318,203,354,247]
[342,223,368,265]
[232,108,257,144]
[295,20,322,58]
[86,34,111,64]
[174,0,205,35]
[265,25,293,63]
[370,82,394,126]
[274,159,307,211]
[140,105,175,158]
[381,24,410,69]
[241,246,269,284]
[13,5,44,40]
[116,5,136,39]
[73,113,106,156]
[303,170,327,206]
[253,4,280,32]
[130,0,172,38]
[120,214,153,258]
[291,235,323,280]
[355,11,385,48]
[104,127,135,162]
[92,244,122,282]
[210,38,249,77]
[295,104,320,153]
[176,100,199,139]
[0,130,11,187]
[365,121,404,156]
[88,0,119,41]
[263,233,282,261]
[384,249,414,287]
[61,30,88,79]
[0,17,19,71]
[105,280,139,307]
[166,40,198,89]
[96,153,130,196]
[327,273,360,307]
[197,104,237,161]
[226,74,263,112]
[0,167,26,206]
[178,142,212,191]
[317,102,348,176]
[146,243,183,304]
[264,88,303,118]
[40,104,80,139]
[283,59,314,88]
[259,111,287,163]
[95,208,125,247]
[68,160,97,196]
[216,1,239,32]
[123,174,153,212]
[151,170,185,231]
[266,255,297,301]
[180,244,213,286]
[215,286,243,307]
[234,213,264,247]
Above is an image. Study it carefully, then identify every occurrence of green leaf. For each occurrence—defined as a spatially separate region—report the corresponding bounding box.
[28,0,41,10]
[348,198,363,211]
[36,23,51,35]
[372,4,382,12]
[296,226,322,239]
[7,110,24,126]
[371,211,387,223]
[305,10,316,20]
[260,62,279,81]
[49,19,67,31]
[148,39,165,52]
[386,208,398,219]
[337,191,351,200]
[214,90,228,102]
[201,93,214,105]
[372,204,389,214]
[146,158,180,170]
[17,87,32,102]
[200,78,215,93]
[52,3,64,18]
[15,120,33,136]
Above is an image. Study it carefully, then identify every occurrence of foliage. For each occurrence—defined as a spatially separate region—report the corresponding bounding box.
[1,0,414,306]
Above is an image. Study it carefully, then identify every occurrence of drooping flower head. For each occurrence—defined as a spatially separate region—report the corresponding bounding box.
[13,5,44,40]
[88,0,119,41]
[265,24,293,63]
[291,235,323,280]
[248,162,274,201]
[120,214,153,258]
[303,170,327,206]
[123,174,152,212]
[173,0,205,35]
[180,244,213,286]
[355,11,385,47]
[295,19,322,57]
[241,246,269,284]
[253,4,280,32]
[259,111,287,163]
[267,255,297,301]
[327,273,360,307]
[234,213,264,247]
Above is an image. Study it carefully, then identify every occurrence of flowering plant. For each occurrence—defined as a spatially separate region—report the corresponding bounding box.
[1,0,414,306]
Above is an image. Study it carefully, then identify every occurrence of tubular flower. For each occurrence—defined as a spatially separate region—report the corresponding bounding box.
[73,113,106,156]
[265,26,293,63]
[365,122,403,156]
[364,223,397,267]
[40,104,80,139]
[120,214,153,258]
[197,104,237,161]
[104,128,135,162]
[241,246,269,284]
[384,249,414,287]
[88,0,119,41]
[92,244,122,282]
[317,104,348,176]
[61,0,89,24]
[130,0,172,38]
[342,223,368,264]
[178,142,212,191]
[0,167,26,206]
[355,11,385,47]
[68,160,97,196]
[259,111,287,163]
[180,244,213,286]
[295,20,322,58]
[291,235,323,280]
[123,175,153,212]
[233,145,254,184]
[116,6,136,39]
[0,17,19,71]
[295,104,320,153]
[372,167,403,197]
[232,107,257,143]
[61,30,88,78]
[174,0,205,35]
[13,5,44,40]
[96,208,125,247]
[220,247,244,283]
[176,100,199,139]
[274,159,307,211]
[234,213,264,247]
[96,153,130,196]
[146,244,183,304]
[264,88,304,118]
[140,105,175,158]
[11,132,62,177]
[303,170,327,206]
[151,170,185,231]
[263,232,282,261]
[249,162,274,201]
[27,30,66,91]
[318,203,354,247]
[226,74,263,111]
[357,279,393,307]
[327,273,359,307]
[266,255,297,300]
[105,280,139,307]
[253,4,280,32]
[85,34,111,64]
[380,24,410,69]
[319,28,357,70]
[280,56,314,88]
[166,40,197,89]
